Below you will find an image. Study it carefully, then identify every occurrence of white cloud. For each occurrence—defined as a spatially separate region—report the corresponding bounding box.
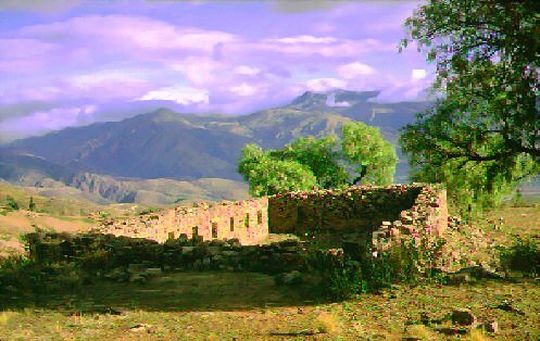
[234,65,261,76]
[337,61,376,79]
[170,57,222,86]
[0,105,96,138]
[305,77,346,92]
[230,83,258,97]
[326,93,350,107]
[411,69,427,81]
[18,15,238,54]
[139,86,209,105]
[265,35,337,44]
[0,5,435,140]
[69,70,147,88]
[245,38,392,59]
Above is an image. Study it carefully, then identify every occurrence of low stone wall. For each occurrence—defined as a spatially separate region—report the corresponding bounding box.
[101,198,269,245]
[24,231,308,278]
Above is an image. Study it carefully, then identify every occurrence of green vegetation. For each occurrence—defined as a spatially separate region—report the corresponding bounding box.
[0,204,538,340]
[342,122,398,186]
[498,237,539,277]
[239,122,397,196]
[238,144,318,197]
[400,0,540,215]
[4,195,19,212]
[277,135,349,189]
[27,196,35,211]
[308,233,446,300]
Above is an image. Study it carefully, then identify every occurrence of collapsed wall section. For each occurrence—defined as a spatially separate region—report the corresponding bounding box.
[101,198,269,245]
[371,184,448,252]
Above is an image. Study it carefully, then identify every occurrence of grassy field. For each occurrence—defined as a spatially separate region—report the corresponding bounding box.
[0,272,538,340]
[0,200,538,340]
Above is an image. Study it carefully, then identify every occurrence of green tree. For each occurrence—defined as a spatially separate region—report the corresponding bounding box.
[238,144,317,196]
[400,0,539,213]
[238,122,397,196]
[272,135,349,189]
[28,196,36,211]
[342,122,398,186]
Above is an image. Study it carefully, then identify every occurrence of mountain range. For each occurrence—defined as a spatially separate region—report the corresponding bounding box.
[0,89,431,204]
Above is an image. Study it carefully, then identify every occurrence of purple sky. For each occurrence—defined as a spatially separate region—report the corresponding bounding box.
[0,0,432,142]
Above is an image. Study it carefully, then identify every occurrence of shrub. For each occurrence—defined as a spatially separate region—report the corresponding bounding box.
[308,235,446,300]
[4,196,19,211]
[498,237,540,277]
[0,255,83,303]
[307,249,365,300]
[28,196,36,211]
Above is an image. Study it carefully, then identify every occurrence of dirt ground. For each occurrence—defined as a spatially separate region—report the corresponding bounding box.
[0,210,94,255]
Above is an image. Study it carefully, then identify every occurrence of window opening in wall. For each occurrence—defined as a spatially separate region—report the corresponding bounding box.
[212,222,218,239]
[168,232,175,240]
[244,213,250,228]
[230,217,234,231]
[192,226,198,237]
[257,210,263,225]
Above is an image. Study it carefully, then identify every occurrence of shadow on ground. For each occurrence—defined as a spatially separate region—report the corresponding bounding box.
[0,230,342,314]
[1,270,324,313]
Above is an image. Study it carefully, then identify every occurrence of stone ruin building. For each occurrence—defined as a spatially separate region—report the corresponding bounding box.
[100,184,448,253]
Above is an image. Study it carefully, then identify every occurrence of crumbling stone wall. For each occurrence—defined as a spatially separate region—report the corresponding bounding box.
[371,184,448,252]
[27,184,449,285]
[101,198,269,245]
[268,185,422,235]
[24,231,307,276]
[267,184,447,254]
[99,184,448,252]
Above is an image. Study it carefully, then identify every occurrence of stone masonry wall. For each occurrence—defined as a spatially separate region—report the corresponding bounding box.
[372,184,448,252]
[268,185,422,235]
[99,184,448,252]
[101,198,269,245]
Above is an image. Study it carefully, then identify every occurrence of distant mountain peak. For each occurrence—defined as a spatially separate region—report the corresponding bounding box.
[332,89,380,103]
[2,91,430,188]
[290,91,328,107]
[289,89,381,109]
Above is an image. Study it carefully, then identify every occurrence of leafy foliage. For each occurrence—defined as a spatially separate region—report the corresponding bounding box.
[238,144,318,196]
[498,237,540,277]
[342,122,398,186]
[273,135,349,189]
[400,0,540,213]
[308,235,446,300]
[238,122,397,196]
[4,195,19,211]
